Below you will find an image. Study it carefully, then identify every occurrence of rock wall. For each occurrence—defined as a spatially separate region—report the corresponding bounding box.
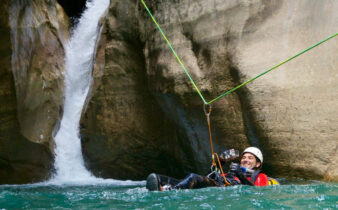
[9,0,69,148]
[137,0,338,180]
[232,0,338,180]
[0,0,69,184]
[81,0,208,180]
[82,0,338,181]
[1,0,337,183]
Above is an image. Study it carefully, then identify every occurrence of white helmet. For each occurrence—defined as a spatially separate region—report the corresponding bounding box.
[242,147,263,164]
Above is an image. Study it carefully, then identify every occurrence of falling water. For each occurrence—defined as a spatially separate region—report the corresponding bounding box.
[51,0,110,183]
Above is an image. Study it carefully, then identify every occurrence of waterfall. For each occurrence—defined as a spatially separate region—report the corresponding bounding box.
[51,0,109,183]
[9,0,143,186]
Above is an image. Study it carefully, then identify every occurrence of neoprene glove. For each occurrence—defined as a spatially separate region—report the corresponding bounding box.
[229,163,254,185]
[229,163,240,173]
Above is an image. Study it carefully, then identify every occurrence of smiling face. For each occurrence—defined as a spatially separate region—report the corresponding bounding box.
[240,153,261,170]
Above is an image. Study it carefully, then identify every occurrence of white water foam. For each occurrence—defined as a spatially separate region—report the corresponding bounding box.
[49,0,112,184]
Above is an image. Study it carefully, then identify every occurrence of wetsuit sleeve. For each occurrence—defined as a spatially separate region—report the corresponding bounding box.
[236,173,254,186]
[254,173,269,186]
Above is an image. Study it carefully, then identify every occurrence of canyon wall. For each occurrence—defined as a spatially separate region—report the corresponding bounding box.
[1,0,337,183]
[0,0,69,183]
[82,0,338,181]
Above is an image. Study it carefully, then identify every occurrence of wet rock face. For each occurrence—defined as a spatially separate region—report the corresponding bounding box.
[81,0,201,180]
[9,0,69,149]
[81,0,252,180]
[0,0,63,184]
[0,133,53,184]
[83,0,338,181]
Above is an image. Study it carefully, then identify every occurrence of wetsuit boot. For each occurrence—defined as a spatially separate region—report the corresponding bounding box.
[146,173,160,191]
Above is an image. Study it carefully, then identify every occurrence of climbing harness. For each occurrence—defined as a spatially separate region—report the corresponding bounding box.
[140,0,337,105]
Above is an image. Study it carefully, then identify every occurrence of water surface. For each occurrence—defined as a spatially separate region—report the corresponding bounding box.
[1,179,337,209]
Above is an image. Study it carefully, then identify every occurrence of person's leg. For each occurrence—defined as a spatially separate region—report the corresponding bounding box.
[146,173,182,191]
[173,173,219,189]
[156,174,181,186]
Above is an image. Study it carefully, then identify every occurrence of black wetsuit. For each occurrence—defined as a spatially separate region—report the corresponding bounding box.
[156,168,256,189]
[172,173,220,189]
[156,172,224,190]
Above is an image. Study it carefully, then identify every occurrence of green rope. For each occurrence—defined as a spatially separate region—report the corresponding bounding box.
[206,32,338,105]
[141,0,337,105]
[140,0,207,104]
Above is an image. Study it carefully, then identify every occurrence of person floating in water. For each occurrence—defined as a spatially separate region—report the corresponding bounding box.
[146,147,279,191]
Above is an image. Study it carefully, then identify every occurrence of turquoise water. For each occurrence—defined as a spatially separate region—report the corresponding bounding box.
[0,179,337,209]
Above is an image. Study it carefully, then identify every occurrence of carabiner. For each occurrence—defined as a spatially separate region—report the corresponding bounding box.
[203,103,212,116]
